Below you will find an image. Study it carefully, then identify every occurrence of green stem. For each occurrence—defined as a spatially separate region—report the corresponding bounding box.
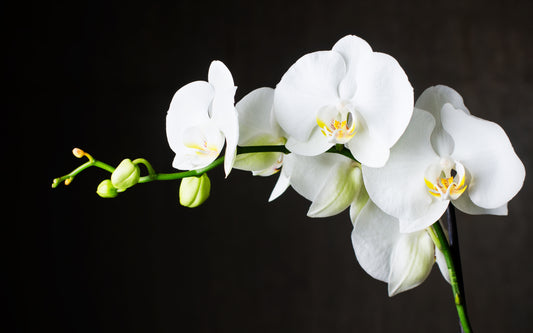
[51,159,115,188]
[53,144,359,187]
[430,219,473,333]
[52,146,357,188]
[138,156,225,183]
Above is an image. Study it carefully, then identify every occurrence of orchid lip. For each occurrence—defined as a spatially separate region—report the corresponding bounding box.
[316,101,359,144]
[424,158,467,201]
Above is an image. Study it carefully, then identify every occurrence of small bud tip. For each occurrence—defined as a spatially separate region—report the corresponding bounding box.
[64,177,73,185]
[72,148,85,158]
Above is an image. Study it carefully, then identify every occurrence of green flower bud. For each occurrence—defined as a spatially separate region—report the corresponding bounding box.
[111,159,140,190]
[96,179,118,198]
[179,174,211,208]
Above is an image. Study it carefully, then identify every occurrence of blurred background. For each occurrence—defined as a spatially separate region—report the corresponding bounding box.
[8,0,532,332]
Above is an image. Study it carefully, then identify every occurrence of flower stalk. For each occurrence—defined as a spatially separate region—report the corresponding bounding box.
[52,145,358,188]
[430,208,473,333]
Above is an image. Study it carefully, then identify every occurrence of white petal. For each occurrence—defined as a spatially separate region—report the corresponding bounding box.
[208,60,235,96]
[331,35,373,100]
[442,105,526,209]
[288,153,354,203]
[285,126,333,156]
[435,246,451,285]
[268,155,295,201]
[166,81,214,155]
[274,51,345,142]
[210,90,238,178]
[351,201,399,283]
[415,85,470,117]
[307,163,364,217]
[172,120,224,170]
[233,152,282,173]
[452,189,508,215]
[351,52,413,149]
[236,87,284,145]
[388,230,435,296]
[349,187,369,222]
[362,109,447,232]
[415,85,469,156]
[346,124,390,167]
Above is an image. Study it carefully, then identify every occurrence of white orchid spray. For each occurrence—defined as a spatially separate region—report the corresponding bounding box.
[52,35,525,333]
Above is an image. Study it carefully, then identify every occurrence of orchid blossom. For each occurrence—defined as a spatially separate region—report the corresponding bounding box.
[352,201,450,296]
[363,86,525,233]
[166,60,239,177]
[273,35,413,167]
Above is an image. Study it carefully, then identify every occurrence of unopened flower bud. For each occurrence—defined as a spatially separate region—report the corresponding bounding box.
[111,159,140,190]
[72,148,85,158]
[179,173,211,208]
[97,179,118,198]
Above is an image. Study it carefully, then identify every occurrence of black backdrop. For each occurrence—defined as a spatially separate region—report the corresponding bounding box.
[9,0,533,332]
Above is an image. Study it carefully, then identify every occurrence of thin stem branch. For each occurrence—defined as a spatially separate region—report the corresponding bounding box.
[52,144,359,187]
[447,204,469,333]
[431,217,473,333]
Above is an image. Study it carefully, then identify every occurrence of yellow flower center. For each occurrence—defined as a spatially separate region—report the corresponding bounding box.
[185,139,220,157]
[316,102,358,144]
[424,158,467,200]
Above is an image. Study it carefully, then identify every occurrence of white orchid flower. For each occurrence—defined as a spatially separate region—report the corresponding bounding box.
[351,200,450,296]
[269,153,368,219]
[363,86,525,233]
[233,87,287,176]
[273,35,413,167]
[166,61,239,177]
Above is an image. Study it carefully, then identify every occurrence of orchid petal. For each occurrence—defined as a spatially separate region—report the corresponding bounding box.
[208,60,235,97]
[288,153,354,203]
[349,186,369,222]
[268,154,295,202]
[331,35,373,100]
[172,120,224,170]
[307,163,364,217]
[388,230,435,296]
[274,51,345,143]
[233,152,282,175]
[166,81,214,155]
[285,126,333,156]
[452,191,508,215]
[351,52,413,149]
[351,201,398,283]
[415,85,469,156]
[345,123,390,168]
[435,246,452,285]
[236,87,284,145]
[442,105,526,209]
[363,109,448,232]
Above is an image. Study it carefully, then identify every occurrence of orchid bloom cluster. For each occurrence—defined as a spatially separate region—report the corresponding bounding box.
[166,35,524,297]
[53,34,525,332]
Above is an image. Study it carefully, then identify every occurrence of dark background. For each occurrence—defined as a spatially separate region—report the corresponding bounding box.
[8,0,533,332]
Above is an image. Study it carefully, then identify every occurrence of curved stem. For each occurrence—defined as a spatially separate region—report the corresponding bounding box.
[51,160,115,187]
[52,144,358,187]
[431,216,473,333]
